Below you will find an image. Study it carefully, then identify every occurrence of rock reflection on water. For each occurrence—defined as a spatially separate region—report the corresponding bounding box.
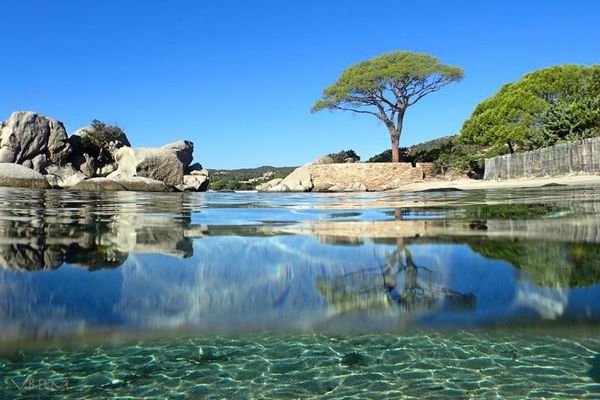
[0,187,599,344]
[0,189,204,271]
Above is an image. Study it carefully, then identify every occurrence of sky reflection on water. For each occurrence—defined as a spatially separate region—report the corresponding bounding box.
[0,187,600,344]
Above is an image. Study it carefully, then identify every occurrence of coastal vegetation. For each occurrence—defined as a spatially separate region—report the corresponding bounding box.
[327,149,361,163]
[77,119,129,155]
[366,64,599,178]
[467,239,600,288]
[368,136,485,177]
[209,166,295,191]
[460,65,600,156]
[312,51,463,162]
[2,64,598,191]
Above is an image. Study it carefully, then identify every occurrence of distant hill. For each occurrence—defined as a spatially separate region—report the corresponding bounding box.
[208,166,297,190]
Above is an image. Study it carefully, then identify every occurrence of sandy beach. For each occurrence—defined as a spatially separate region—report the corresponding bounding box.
[396,173,600,192]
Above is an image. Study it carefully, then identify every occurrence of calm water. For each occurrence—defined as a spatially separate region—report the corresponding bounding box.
[0,187,599,398]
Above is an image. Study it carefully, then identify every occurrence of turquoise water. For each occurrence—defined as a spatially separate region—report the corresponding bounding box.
[1,187,600,398]
[3,330,600,399]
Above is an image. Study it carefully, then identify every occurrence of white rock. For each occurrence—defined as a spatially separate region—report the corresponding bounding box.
[315,155,334,164]
[0,163,51,189]
[178,174,209,192]
[0,111,71,166]
[45,164,86,188]
[162,140,194,168]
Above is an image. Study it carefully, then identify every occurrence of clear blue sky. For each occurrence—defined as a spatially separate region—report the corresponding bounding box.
[1,1,598,169]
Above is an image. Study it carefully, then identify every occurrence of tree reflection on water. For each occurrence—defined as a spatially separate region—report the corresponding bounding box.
[316,240,476,317]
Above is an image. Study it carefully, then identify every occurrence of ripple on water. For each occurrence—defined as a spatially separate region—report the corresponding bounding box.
[1,330,599,399]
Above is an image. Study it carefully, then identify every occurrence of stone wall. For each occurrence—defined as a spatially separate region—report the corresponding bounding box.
[484,137,600,180]
[258,162,433,192]
[309,163,432,191]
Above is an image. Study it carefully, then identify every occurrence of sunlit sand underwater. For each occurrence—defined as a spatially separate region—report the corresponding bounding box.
[1,186,600,398]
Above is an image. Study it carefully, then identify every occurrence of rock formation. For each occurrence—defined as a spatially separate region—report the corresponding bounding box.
[0,163,51,189]
[0,111,71,170]
[0,111,209,192]
[259,162,432,192]
[258,165,312,192]
[180,162,209,191]
[0,191,204,271]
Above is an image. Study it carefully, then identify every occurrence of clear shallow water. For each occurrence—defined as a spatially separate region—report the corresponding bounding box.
[1,186,600,398]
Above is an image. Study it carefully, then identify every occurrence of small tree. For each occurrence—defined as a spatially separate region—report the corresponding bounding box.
[312,51,463,162]
[78,119,129,157]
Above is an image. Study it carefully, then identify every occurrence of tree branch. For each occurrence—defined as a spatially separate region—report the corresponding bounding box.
[331,105,380,117]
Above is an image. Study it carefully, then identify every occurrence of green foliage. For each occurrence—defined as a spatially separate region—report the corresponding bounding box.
[312,51,463,162]
[327,149,361,163]
[432,152,483,177]
[460,65,600,155]
[535,96,600,146]
[467,239,600,288]
[209,179,254,191]
[312,51,463,113]
[208,166,296,191]
[368,136,456,163]
[368,135,485,177]
[405,136,456,162]
[367,149,394,163]
[80,119,128,152]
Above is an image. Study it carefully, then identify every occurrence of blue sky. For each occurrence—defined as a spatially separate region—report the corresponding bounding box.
[1,1,598,169]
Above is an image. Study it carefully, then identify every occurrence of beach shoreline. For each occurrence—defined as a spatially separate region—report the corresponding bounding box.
[395,173,600,192]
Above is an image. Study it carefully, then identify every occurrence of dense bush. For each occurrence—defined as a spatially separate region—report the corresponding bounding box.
[79,119,128,155]
[460,65,600,155]
[327,149,361,163]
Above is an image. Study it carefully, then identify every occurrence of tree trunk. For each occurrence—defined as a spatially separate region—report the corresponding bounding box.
[389,108,405,163]
[507,141,515,154]
[390,132,400,162]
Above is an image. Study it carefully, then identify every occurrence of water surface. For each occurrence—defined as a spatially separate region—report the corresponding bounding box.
[1,187,599,398]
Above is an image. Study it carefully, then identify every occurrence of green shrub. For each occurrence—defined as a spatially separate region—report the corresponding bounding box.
[79,119,128,153]
[369,135,485,177]
[327,149,361,163]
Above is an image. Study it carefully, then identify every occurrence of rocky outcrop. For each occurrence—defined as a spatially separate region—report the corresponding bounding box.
[0,111,209,192]
[180,163,210,191]
[256,178,282,191]
[0,163,51,189]
[113,177,173,192]
[163,140,193,168]
[0,111,71,170]
[315,155,334,165]
[259,162,433,192]
[69,176,171,192]
[69,122,130,178]
[70,124,130,150]
[45,164,86,189]
[266,165,312,192]
[179,173,209,192]
[69,177,127,192]
[134,148,184,187]
[108,146,209,192]
[108,147,184,187]
[0,193,206,272]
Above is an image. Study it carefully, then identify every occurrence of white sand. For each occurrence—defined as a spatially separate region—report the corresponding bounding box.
[395,174,600,192]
